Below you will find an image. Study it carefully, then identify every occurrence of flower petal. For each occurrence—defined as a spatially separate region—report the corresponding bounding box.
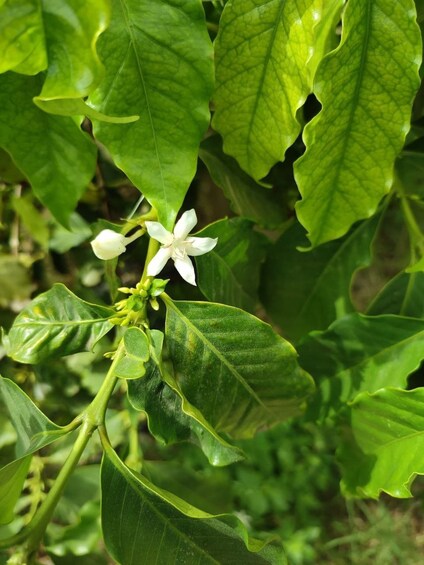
[174,255,196,286]
[91,230,127,260]
[174,209,197,240]
[145,221,173,245]
[185,236,218,256]
[147,247,172,276]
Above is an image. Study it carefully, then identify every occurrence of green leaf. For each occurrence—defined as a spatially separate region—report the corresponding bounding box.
[295,0,422,246]
[299,314,424,421]
[194,218,268,312]
[0,255,33,308]
[128,330,243,466]
[5,283,114,364]
[213,0,342,179]
[0,377,69,524]
[396,151,424,199]
[0,73,97,225]
[199,136,285,227]
[261,216,379,342]
[101,444,285,564]
[163,298,314,439]
[115,327,150,380]
[34,98,139,124]
[367,271,424,317]
[339,387,424,498]
[87,0,214,230]
[0,0,47,75]
[12,194,49,248]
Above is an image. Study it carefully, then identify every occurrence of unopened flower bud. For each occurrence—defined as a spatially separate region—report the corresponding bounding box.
[91,230,127,260]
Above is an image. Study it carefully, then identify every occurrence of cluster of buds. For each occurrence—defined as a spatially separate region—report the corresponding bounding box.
[110,278,168,326]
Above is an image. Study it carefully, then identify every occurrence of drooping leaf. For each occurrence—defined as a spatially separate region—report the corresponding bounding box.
[194,218,268,312]
[5,283,114,364]
[0,72,97,225]
[295,0,422,246]
[163,298,314,439]
[199,136,284,227]
[261,215,379,342]
[213,0,343,179]
[115,327,150,380]
[0,0,47,75]
[338,387,424,498]
[0,378,70,524]
[367,271,424,317]
[127,330,243,466]
[101,444,285,564]
[299,314,424,421]
[87,0,214,230]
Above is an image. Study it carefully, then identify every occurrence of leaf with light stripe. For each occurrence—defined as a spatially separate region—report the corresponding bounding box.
[339,388,424,498]
[299,314,424,421]
[295,0,422,246]
[163,298,314,439]
[5,283,114,364]
[213,0,343,179]
[101,444,284,564]
[87,0,213,229]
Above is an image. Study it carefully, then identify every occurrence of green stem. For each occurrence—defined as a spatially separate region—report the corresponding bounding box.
[141,235,160,284]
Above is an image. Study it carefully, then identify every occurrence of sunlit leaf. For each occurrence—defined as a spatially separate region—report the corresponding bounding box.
[195,218,268,312]
[163,298,314,439]
[101,444,285,564]
[339,387,424,498]
[199,136,284,227]
[0,72,96,225]
[299,314,424,420]
[261,216,379,342]
[295,0,422,246]
[213,0,342,179]
[5,284,114,364]
[0,378,69,524]
[0,0,47,75]
[88,0,213,229]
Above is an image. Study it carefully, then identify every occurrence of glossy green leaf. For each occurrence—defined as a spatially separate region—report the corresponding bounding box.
[0,0,47,75]
[194,218,268,312]
[367,271,424,317]
[101,444,284,564]
[213,0,341,179]
[128,330,243,466]
[261,216,379,342]
[299,314,424,421]
[163,298,314,439]
[0,378,69,524]
[339,388,424,498]
[115,327,149,380]
[5,283,114,364]
[88,0,214,230]
[199,136,284,227]
[0,73,97,225]
[295,0,422,246]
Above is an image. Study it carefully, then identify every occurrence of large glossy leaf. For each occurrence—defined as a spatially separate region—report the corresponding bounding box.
[4,283,114,364]
[194,218,268,312]
[128,330,243,466]
[0,0,47,75]
[299,314,424,421]
[367,271,424,317]
[32,0,110,116]
[0,72,97,225]
[163,298,314,439]
[101,444,284,564]
[261,216,379,342]
[0,378,69,524]
[213,0,342,179]
[339,388,424,498]
[295,0,422,246]
[199,136,284,227]
[87,0,213,230]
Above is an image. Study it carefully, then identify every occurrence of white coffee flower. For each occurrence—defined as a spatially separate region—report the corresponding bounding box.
[91,229,141,260]
[146,209,217,286]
